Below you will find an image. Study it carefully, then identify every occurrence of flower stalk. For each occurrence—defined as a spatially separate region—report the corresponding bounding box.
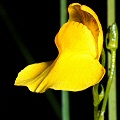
[99,23,118,120]
[107,0,117,120]
[60,0,70,120]
[98,23,118,120]
[93,23,118,120]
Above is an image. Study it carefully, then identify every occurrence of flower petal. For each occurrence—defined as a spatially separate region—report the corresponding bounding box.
[55,21,97,58]
[68,3,103,59]
[14,61,53,92]
[14,3,105,93]
[43,53,105,92]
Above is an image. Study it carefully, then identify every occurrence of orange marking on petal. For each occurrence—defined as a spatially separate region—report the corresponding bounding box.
[68,3,103,59]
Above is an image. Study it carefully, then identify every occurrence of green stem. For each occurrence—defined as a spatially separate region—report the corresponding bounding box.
[107,0,117,120]
[60,0,67,25]
[94,106,99,120]
[93,49,105,120]
[99,51,116,120]
[62,91,70,120]
[60,0,70,120]
[93,84,99,120]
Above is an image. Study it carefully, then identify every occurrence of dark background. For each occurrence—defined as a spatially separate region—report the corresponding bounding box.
[0,0,119,119]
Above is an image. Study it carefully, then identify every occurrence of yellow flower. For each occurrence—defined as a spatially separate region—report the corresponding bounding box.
[14,3,105,93]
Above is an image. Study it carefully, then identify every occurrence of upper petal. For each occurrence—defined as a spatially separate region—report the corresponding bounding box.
[68,3,103,59]
[55,21,97,58]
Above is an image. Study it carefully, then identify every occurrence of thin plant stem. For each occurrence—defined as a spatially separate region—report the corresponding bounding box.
[60,0,70,120]
[99,22,118,120]
[107,0,117,120]
[62,91,70,120]
[93,84,99,120]
[0,2,61,120]
[99,51,116,120]
[94,106,99,120]
[93,49,105,120]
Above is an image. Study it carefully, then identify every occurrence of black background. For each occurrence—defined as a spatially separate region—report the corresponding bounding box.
[1,0,119,120]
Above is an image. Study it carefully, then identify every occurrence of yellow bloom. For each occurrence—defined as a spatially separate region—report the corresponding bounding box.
[14,3,105,93]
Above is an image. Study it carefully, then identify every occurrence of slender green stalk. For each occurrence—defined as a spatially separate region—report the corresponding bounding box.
[60,0,67,26]
[93,49,105,120]
[62,91,70,120]
[93,82,104,120]
[99,51,116,120]
[93,1,117,119]
[93,84,99,120]
[0,2,61,119]
[94,106,99,120]
[107,0,117,120]
[60,0,70,120]
[99,23,118,120]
